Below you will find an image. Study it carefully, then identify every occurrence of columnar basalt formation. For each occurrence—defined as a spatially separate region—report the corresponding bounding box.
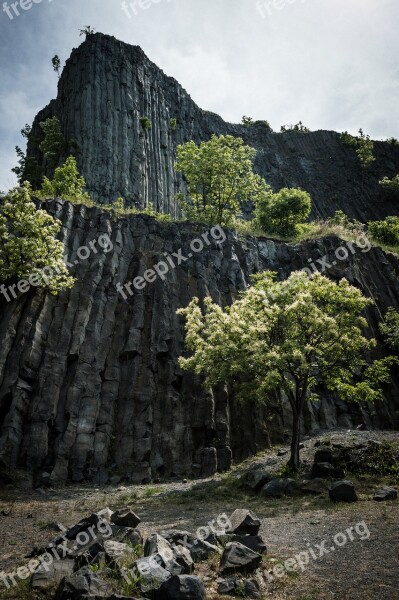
[26,33,399,220]
[0,201,398,484]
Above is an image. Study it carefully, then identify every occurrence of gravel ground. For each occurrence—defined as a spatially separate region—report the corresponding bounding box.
[0,429,398,600]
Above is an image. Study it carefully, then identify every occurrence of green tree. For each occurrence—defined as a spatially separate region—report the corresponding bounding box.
[52,55,61,79]
[40,156,90,202]
[0,182,75,294]
[39,116,66,169]
[12,124,43,188]
[280,122,310,133]
[380,308,399,352]
[178,271,396,471]
[255,187,311,236]
[140,117,152,130]
[80,26,95,37]
[175,134,270,225]
[368,216,399,247]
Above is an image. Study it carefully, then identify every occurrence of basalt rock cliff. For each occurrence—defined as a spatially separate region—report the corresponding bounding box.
[0,202,398,485]
[1,34,399,485]
[27,33,399,220]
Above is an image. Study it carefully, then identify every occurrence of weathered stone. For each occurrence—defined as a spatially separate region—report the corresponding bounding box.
[217,577,236,594]
[219,542,262,576]
[329,481,358,503]
[133,556,171,595]
[55,566,110,599]
[244,578,261,599]
[260,478,298,498]
[111,509,141,528]
[243,469,273,491]
[144,533,193,575]
[161,530,219,562]
[104,540,136,569]
[156,575,206,600]
[300,478,328,495]
[228,509,261,536]
[31,559,75,590]
[373,487,398,501]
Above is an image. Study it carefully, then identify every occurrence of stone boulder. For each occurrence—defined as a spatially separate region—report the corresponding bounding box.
[328,481,358,503]
[311,462,345,479]
[219,542,262,576]
[31,559,75,590]
[242,469,273,492]
[260,478,298,498]
[373,487,398,501]
[228,509,261,536]
[156,575,206,599]
[111,509,141,528]
[55,566,111,599]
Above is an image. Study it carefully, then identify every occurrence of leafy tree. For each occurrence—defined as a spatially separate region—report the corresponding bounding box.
[178,271,396,471]
[340,129,375,168]
[242,116,272,130]
[0,182,75,294]
[175,134,269,225]
[52,55,61,78]
[12,124,43,188]
[39,116,66,169]
[242,116,254,126]
[368,216,399,247]
[255,187,311,236]
[170,118,177,131]
[40,156,91,202]
[280,122,310,133]
[380,308,399,352]
[379,174,399,198]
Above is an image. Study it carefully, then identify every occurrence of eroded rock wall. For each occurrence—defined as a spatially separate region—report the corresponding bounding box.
[0,201,398,484]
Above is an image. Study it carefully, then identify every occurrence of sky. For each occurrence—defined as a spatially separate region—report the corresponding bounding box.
[0,0,398,191]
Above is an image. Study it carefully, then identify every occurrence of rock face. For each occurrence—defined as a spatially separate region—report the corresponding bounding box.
[0,200,398,483]
[26,33,399,221]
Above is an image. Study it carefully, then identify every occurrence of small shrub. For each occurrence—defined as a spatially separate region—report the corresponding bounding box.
[242,115,254,126]
[380,308,399,352]
[280,121,310,133]
[340,128,375,168]
[255,187,312,236]
[140,117,152,130]
[169,118,177,131]
[368,216,399,247]
[379,174,399,197]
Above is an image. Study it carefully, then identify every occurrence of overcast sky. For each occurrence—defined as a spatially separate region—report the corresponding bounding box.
[0,0,398,191]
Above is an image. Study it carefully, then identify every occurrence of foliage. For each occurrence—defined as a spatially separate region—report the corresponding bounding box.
[340,128,375,168]
[379,174,399,197]
[80,25,95,36]
[177,271,397,470]
[242,116,272,130]
[0,182,75,293]
[175,134,270,225]
[255,187,312,236]
[386,137,399,145]
[39,116,66,169]
[368,216,399,247]
[40,156,91,202]
[103,197,171,222]
[52,54,61,78]
[339,441,399,481]
[12,124,43,188]
[170,118,177,131]
[140,117,152,130]
[242,116,254,126]
[380,308,399,352]
[280,121,310,133]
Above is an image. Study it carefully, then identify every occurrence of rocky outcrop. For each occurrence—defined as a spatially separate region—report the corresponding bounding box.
[26,33,399,220]
[0,200,398,484]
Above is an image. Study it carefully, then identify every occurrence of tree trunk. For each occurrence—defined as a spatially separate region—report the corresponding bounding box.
[288,410,301,472]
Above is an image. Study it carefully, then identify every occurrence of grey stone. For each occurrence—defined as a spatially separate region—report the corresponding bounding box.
[228,509,261,536]
[156,575,206,600]
[161,530,219,562]
[373,487,397,501]
[329,481,358,503]
[132,556,171,596]
[311,462,344,479]
[31,559,75,590]
[111,509,141,528]
[243,469,273,491]
[55,566,110,599]
[260,478,298,498]
[219,542,262,576]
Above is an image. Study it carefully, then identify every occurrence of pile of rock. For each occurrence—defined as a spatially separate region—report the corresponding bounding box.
[25,508,267,599]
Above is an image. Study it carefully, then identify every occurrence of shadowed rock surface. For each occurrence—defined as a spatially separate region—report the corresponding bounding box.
[26,33,399,220]
[0,200,398,483]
